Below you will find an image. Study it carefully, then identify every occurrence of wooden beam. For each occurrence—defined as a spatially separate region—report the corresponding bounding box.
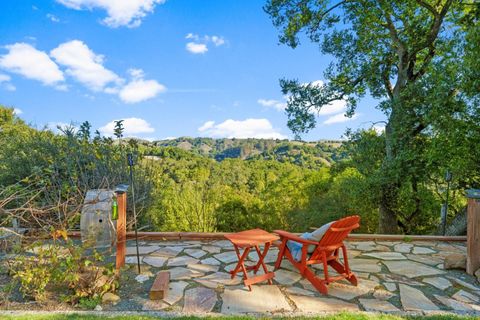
[115,192,127,271]
[467,197,480,274]
[149,271,170,300]
[67,231,466,242]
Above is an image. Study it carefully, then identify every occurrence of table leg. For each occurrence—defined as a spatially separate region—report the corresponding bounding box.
[231,245,253,291]
[254,243,273,285]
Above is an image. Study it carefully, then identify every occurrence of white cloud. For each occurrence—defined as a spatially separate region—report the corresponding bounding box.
[118,68,166,103]
[257,98,286,111]
[0,43,64,87]
[0,74,10,82]
[185,34,225,54]
[0,73,15,91]
[51,40,121,92]
[198,120,215,132]
[56,0,165,28]
[373,125,385,134]
[198,118,286,139]
[46,13,60,22]
[317,100,347,115]
[186,42,208,54]
[119,79,165,103]
[323,112,359,125]
[128,68,144,79]
[99,118,155,136]
[13,108,23,115]
[210,36,225,47]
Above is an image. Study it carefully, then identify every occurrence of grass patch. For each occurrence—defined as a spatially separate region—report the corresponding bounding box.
[0,313,478,320]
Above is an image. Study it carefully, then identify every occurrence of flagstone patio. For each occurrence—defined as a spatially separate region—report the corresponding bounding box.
[103,239,480,315]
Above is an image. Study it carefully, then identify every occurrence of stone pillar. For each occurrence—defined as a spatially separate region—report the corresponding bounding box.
[466,189,480,275]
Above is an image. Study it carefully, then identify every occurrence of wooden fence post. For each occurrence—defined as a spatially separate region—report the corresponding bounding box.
[115,192,127,272]
[466,189,480,275]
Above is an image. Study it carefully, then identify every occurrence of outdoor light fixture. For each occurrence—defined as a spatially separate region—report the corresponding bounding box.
[127,153,142,274]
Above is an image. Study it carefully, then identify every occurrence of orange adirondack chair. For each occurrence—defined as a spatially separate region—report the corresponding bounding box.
[274,215,360,295]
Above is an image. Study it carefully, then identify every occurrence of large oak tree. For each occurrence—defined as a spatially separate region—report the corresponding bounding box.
[265,0,479,232]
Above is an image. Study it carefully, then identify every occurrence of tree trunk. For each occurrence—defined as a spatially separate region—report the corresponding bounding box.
[378,184,400,233]
[377,114,400,234]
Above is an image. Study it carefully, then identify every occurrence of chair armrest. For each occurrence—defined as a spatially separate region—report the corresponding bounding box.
[273,230,318,245]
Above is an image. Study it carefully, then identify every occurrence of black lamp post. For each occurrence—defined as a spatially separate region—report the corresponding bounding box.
[127,153,141,274]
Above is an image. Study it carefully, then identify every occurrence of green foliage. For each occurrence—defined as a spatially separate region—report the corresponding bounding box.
[10,239,117,303]
[265,0,480,232]
[0,106,152,230]
[149,137,343,167]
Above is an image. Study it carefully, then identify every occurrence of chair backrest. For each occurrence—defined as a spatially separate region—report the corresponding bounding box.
[318,215,360,249]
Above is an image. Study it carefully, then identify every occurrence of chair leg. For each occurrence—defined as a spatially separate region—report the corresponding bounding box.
[303,266,328,295]
[329,259,358,286]
[274,239,287,270]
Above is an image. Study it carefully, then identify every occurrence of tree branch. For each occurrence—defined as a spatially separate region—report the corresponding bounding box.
[415,0,439,16]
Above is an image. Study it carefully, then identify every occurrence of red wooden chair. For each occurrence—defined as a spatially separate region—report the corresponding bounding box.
[274,215,360,295]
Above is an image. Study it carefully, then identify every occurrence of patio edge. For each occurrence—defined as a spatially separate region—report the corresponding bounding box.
[66,231,467,242]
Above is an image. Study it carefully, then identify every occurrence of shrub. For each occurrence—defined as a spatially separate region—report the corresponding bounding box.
[9,237,117,304]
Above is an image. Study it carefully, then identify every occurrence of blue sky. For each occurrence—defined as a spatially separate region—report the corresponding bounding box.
[0,0,386,141]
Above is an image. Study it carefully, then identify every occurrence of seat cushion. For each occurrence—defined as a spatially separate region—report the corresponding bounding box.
[286,221,335,261]
[310,221,334,242]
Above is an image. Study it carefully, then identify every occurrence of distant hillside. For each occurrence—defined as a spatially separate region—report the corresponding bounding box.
[140,137,345,168]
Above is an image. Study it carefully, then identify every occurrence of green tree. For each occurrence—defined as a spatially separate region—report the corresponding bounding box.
[113,120,124,139]
[265,0,479,233]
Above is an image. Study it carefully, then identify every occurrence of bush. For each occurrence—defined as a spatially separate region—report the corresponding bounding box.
[9,237,117,304]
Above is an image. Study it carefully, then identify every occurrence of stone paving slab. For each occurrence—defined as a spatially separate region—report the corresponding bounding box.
[359,298,400,312]
[221,285,292,314]
[399,284,439,311]
[362,252,407,260]
[183,287,217,313]
[290,295,359,312]
[383,260,445,278]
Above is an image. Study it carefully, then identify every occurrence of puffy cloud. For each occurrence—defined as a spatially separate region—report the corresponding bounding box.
[323,112,359,125]
[210,36,225,47]
[118,68,166,103]
[56,0,165,28]
[198,120,215,132]
[0,43,64,87]
[13,108,23,115]
[50,40,121,92]
[317,100,347,115]
[198,118,286,139]
[257,98,286,111]
[186,42,208,54]
[185,33,225,54]
[99,117,155,136]
[0,73,15,91]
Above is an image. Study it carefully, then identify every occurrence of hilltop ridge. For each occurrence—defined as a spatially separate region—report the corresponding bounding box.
[136,137,345,168]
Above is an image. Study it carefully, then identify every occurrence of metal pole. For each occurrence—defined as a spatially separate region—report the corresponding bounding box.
[128,153,141,274]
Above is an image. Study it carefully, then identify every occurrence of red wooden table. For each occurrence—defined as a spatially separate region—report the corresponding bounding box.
[224,228,279,291]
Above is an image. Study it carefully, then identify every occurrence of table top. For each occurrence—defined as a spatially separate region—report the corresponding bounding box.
[224,228,279,247]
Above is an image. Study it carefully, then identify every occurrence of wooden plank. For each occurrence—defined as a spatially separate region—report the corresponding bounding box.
[467,198,480,275]
[115,192,127,271]
[244,272,275,286]
[149,271,170,300]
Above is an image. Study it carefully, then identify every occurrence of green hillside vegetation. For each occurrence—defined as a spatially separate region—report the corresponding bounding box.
[142,137,344,168]
[0,106,473,235]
